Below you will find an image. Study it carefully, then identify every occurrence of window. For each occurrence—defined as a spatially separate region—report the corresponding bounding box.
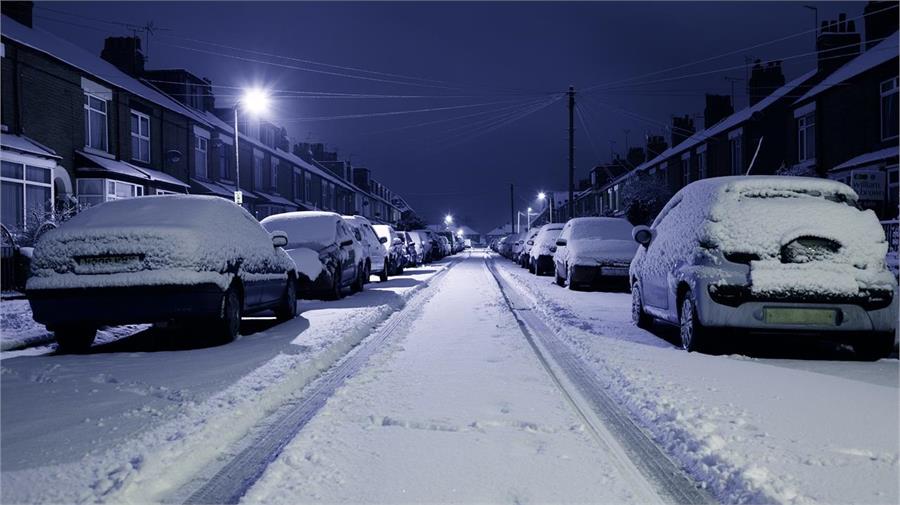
[76,178,143,208]
[83,92,108,151]
[730,136,743,175]
[681,153,691,185]
[304,172,312,202]
[1,161,53,231]
[193,136,208,179]
[253,152,264,190]
[881,77,898,140]
[130,111,150,163]
[889,165,899,217]
[218,146,229,180]
[155,189,178,195]
[797,113,815,162]
[269,157,278,191]
[697,149,708,180]
[293,170,303,201]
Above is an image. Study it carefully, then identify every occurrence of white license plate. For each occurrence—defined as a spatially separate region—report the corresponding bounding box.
[601,266,629,276]
[74,254,143,273]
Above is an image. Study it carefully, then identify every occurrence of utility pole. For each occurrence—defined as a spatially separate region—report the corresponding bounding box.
[567,85,575,220]
[509,183,515,234]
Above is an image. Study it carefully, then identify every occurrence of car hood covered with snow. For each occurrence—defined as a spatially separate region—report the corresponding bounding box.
[28,195,295,291]
[566,238,638,266]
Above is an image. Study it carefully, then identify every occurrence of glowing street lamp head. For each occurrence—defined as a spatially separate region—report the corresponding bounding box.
[538,192,547,201]
[456,230,464,237]
[444,214,453,225]
[527,207,533,213]
[241,88,270,116]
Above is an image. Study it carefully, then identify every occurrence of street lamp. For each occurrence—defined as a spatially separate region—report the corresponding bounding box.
[233,87,270,205]
[527,207,533,230]
[538,191,554,223]
[444,214,453,225]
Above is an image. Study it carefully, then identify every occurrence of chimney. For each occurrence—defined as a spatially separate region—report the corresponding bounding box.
[645,135,667,159]
[816,13,861,74]
[748,60,785,106]
[202,78,216,112]
[704,94,733,129]
[864,1,899,50]
[353,167,371,191]
[670,114,695,147]
[101,37,145,77]
[1,1,33,28]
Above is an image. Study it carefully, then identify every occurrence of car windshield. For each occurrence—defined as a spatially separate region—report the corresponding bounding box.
[570,219,633,240]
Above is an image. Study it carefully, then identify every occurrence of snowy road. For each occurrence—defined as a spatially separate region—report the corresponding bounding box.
[1,251,897,505]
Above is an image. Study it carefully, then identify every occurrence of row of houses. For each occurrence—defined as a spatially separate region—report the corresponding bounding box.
[543,2,898,228]
[0,2,415,241]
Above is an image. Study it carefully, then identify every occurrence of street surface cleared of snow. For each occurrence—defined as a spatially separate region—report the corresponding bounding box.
[242,251,664,505]
[0,262,450,504]
[493,256,899,505]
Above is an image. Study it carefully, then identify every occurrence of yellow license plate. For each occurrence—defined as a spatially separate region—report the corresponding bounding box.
[763,307,838,325]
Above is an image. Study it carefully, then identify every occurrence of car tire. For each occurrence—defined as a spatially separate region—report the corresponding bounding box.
[274,277,298,322]
[55,326,97,353]
[379,265,389,282]
[679,293,709,353]
[352,264,365,293]
[631,283,652,329]
[555,265,565,287]
[853,332,895,361]
[213,286,242,345]
[328,266,344,300]
[567,266,579,291]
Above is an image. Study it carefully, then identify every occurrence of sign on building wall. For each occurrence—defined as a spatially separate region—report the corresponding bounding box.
[850,169,886,202]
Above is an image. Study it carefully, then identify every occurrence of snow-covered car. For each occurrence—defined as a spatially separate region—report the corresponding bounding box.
[261,211,366,300]
[27,196,298,352]
[401,231,418,267]
[343,215,388,282]
[529,223,565,275]
[437,236,451,258]
[553,217,637,291]
[629,176,898,359]
[519,228,542,268]
[407,231,427,265]
[372,224,406,275]
[412,229,436,262]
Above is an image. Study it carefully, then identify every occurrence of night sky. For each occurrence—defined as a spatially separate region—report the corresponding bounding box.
[36,1,860,232]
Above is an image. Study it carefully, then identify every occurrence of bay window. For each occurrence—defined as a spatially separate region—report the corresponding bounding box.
[1,161,53,231]
[77,178,143,207]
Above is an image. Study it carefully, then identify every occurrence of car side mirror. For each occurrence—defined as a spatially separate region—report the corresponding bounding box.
[527,240,534,245]
[270,230,288,248]
[379,236,388,243]
[340,239,353,247]
[632,225,654,247]
[549,246,557,253]
[555,238,567,247]
[393,237,403,245]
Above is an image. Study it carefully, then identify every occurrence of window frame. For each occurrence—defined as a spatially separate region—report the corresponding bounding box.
[76,177,144,208]
[880,77,899,141]
[0,159,54,231]
[129,110,151,163]
[83,91,109,152]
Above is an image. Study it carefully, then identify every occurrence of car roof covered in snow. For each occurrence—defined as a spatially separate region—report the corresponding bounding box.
[63,195,252,229]
[261,211,342,249]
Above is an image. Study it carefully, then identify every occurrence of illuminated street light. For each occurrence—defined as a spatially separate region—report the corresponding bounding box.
[233,88,271,205]
[538,191,554,223]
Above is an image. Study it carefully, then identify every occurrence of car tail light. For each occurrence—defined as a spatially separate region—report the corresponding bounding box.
[708,283,750,306]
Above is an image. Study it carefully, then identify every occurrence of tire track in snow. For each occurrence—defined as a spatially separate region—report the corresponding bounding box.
[171,257,461,505]
[484,256,716,505]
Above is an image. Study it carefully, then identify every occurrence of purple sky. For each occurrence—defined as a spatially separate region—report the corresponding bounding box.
[36,1,861,231]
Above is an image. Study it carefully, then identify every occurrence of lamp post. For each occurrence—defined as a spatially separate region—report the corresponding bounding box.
[233,88,270,205]
[538,191,554,223]
[527,207,533,230]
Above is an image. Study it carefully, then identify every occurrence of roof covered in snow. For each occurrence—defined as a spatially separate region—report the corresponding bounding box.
[76,150,189,189]
[830,146,900,172]
[0,132,59,159]
[795,31,900,104]
[0,16,211,127]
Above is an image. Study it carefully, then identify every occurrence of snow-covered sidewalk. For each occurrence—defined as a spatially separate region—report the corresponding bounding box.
[242,252,663,504]
[0,262,452,504]
[493,256,899,505]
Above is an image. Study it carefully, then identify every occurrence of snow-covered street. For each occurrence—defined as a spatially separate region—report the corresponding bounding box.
[3,251,895,504]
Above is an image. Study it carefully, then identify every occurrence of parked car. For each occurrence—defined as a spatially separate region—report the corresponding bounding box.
[412,229,437,262]
[553,217,637,291]
[519,228,542,268]
[401,231,418,267]
[372,224,406,275]
[343,215,388,282]
[27,196,298,351]
[407,230,427,266]
[437,236,451,257]
[529,223,565,275]
[261,211,366,300]
[629,176,898,359]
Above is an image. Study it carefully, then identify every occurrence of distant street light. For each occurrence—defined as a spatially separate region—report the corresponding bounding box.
[444,214,453,229]
[233,87,271,205]
[538,191,554,223]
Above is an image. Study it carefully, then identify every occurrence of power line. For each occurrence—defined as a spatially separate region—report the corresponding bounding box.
[574,103,602,163]
[268,98,532,123]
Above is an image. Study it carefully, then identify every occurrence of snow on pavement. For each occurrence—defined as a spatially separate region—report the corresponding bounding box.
[242,252,663,505]
[0,262,450,504]
[494,257,899,505]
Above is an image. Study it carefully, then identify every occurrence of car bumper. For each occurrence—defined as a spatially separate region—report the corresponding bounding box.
[534,255,554,273]
[27,283,225,328]
[570,264,631,286]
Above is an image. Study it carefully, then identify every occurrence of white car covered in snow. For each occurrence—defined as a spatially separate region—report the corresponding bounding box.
[343,215,388,282]
[629,176,898,358]
[553,217,638,290]
[27,196,298,351]
[528,223,565,275]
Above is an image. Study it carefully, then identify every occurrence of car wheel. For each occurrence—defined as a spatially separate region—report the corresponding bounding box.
[555,265,565,286]
[328,266,344,300]
[274,277,298,322]
[853,332,894,361]
[679,293,708,353]
[352,264,365,293]
[631,283,652,329]
[567,266,579,291]
[213,286,242,345]
[379,264,389,282]
[55,326,97,353]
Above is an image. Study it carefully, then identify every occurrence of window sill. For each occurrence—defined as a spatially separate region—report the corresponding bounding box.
[83,146,114,159]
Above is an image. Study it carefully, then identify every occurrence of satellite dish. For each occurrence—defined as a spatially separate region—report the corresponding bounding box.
[167,150,183,163]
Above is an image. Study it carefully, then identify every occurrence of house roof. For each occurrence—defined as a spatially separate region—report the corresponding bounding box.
[0,132,60,159]
[830,146,899,172]
[795,31,900,104]
[75,150,190,189]
[486,224,513,236]
[603,68,819,189]
[1,16,211,127]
